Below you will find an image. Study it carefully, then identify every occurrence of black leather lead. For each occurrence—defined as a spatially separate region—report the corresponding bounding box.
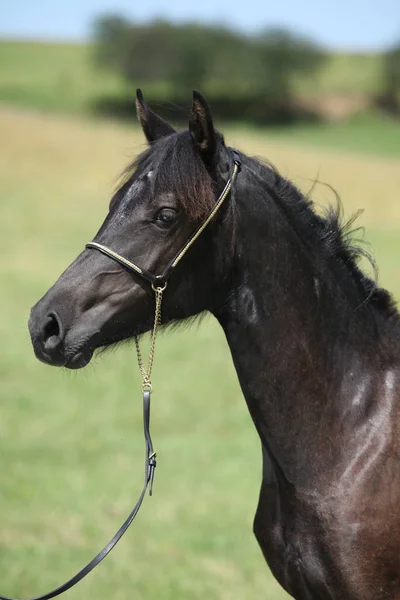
[0,390,156,600]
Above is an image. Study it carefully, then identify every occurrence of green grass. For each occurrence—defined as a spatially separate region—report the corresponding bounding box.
[0,40,124,113]
[254,113,400,157]
[0,107,399,600]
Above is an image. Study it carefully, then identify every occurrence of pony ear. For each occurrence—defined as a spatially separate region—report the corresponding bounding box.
[189,91,216,160]
[136,89,176,143]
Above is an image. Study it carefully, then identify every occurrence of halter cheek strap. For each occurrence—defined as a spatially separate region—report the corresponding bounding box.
[84,243,159,286]
[0,150,241,600]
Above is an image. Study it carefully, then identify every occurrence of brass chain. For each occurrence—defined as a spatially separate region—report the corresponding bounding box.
[134,283,166,391]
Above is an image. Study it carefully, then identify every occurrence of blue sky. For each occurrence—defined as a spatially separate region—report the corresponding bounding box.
[1,0,399,51]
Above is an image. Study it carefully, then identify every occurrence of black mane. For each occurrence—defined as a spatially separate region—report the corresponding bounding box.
[240,153,399,322]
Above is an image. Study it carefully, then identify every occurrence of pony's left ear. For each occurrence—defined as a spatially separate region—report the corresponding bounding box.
[189,91,216,160]
[136,89,176,143]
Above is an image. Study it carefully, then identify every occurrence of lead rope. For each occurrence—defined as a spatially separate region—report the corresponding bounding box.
[134,282,166,495]
[0,287,165,600]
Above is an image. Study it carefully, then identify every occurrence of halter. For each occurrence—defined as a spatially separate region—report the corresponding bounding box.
[0,150,241,600]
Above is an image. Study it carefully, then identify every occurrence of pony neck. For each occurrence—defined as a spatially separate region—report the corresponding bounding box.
[214,160,386,489]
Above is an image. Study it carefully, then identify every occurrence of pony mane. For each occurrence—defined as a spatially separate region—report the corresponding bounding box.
[319,206,398,317]
[246,155,399,321]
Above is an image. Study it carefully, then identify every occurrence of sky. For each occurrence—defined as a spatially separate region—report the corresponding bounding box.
[1,0,399,51]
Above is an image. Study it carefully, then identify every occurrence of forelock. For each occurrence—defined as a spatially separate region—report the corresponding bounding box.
[119,131,217,221]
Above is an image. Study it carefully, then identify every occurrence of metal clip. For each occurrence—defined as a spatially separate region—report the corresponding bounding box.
[231,149,242,169]
[148,451,157,496]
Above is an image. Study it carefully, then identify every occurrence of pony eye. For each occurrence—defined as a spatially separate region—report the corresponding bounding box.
[155,207,178,225]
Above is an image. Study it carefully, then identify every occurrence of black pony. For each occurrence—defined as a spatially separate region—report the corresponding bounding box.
[29,91,400,600]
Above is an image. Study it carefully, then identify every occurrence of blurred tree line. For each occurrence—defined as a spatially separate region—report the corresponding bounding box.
[92,16,327,123]
[92,16,400,123]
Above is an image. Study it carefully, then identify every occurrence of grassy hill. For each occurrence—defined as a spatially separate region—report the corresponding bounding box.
[0,39,384,115]
[0,40,123,112]
[1,39,399,158]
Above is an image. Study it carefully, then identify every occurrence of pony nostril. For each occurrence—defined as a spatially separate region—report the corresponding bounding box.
[43,312,63,350]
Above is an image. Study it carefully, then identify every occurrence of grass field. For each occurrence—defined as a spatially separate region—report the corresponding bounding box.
[234,113,400,158]
[0,105,399,600]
